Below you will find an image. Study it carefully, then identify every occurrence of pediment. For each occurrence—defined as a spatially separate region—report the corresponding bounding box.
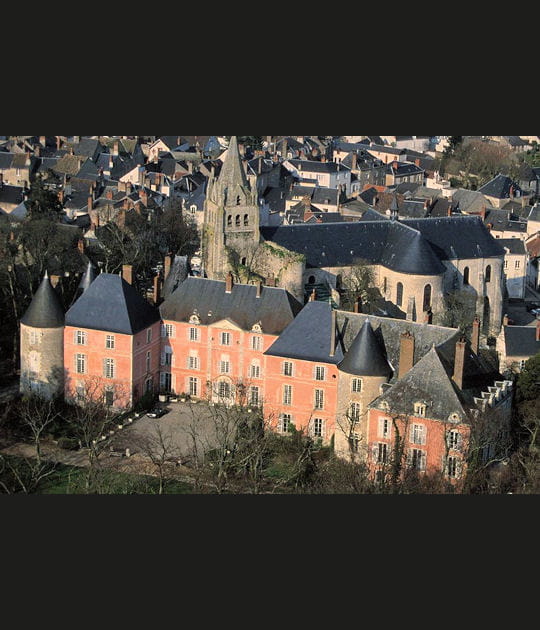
[209,318,243,331]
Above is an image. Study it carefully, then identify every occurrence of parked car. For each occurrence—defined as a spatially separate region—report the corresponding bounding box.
[147,407,168,419]
[531,308,540,318]
[526,302,540,312]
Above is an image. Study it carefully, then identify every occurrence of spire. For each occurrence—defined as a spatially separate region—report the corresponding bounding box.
[21,273,65,329]
[217,136,251,205]
[77,261,98,297]
[339,319,393,378]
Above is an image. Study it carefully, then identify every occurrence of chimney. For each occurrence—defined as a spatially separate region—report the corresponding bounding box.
[256,281,263,298]
[126,182,132,194]
[0,173,3,186]
[393,160,400,170]
[225,271,234,294]
[112,141,119,157]
[310,289,317,302]
[39,136,46,147]
[58,190,65,204]
[109,155,114,170]
[536,320,540,343]
[329,310,337,358]
[50,275,61,289]
[34,145,41,157]
[153,274,161,306]
[354,296,362,313]
[399,331,415,379]
[452,339,467,390]
[164,254,173,280]
[122,264,133,285]
[88,195,93,212]
[472,316,481,354]
[415,158,421,167]
[78,239,85,255]
[56,136,61,150]
[106,190,114,200]
[510,185,515,199]
[503,314,510,327]
[10,231,15,241]
[351,152,358,171]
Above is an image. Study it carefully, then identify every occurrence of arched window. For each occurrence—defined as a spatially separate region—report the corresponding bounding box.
[396,282,404,307]
[244,214,249,226]
[235,215,241,227]
[227,215,232,227]
[423,284,432,312]
[241,257,247,266]
[309,275,316,285]
[463,267,470,286]
[485,265,492,283]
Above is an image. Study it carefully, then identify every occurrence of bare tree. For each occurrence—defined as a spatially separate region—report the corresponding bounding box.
[340,259,376,312]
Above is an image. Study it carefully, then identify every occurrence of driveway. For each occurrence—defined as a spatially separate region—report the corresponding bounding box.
[109,401,227,463]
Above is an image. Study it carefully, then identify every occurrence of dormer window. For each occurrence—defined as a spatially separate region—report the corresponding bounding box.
[414,403,427,418]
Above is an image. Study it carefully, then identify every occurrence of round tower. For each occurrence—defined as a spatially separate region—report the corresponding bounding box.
[335,319,393,460]
[20,272,65,399]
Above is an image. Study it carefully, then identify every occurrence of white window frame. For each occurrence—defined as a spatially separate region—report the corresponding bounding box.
[189,327,200,342]
[379,417,392,439]
[411,424,426,446]
[312,418,325,439]
[76,353,86,375]
[351,378,362,393]
[250,362,261,379]
[106,335,115,350]
[350,402,362,422]
[283,384,292,406]
[283,361,294,377]
[104,358,115,379]
[279,414,292,433]
[314,389,325,410]
[408,448,427,471]
[314,366,326,382]
[147,328,152,344]
[220,332,231,346]
[75,330,87,346]
[251,336,262,351]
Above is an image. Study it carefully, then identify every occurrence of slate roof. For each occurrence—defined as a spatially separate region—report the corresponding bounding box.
[160,277,302,336]
[66,274,160,335]
[288,159,350,174]
[401,216,506,260]
[21,273,65,329]
[162,256,190,299]
[261,221,447,276]
[264,301,344,364]
[504,325,540,358]
[335,312,459,382]
[371,346,468,420]
[339,319,393,377]
[497,239,527,255]
[479,174,523,200]
[77,261,98,294]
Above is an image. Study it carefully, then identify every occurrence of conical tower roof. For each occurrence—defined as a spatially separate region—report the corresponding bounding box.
[339,319,393,377]
[21,272,65,329]
[218,136,251,194]
[77,261,98,295]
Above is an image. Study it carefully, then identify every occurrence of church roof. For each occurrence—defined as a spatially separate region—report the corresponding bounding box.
[339,319,393,377]
[21,273,65,329]
[65,274,160,335]
[218,136,250,192]
[260,216,503,274]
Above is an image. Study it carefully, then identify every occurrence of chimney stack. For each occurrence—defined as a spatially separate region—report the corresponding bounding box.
[452,339,467,390]
[153,274,161,306]
[351,152,358,171]
[78,239,85,255]
[112,141,119,157]
[106,190,114,200]
[225,271,234,294]
[58,190,65,204]
[354,296,362,313]
[310,289,317,302]
[399,331,415,379]
[164,254,173,280]
[536,319,540,342]
[50,275,61,289]
[122,265,133,285]
[503,314,510,326]
[472,316,481,354]
[256,281,263,298]
[329,309,337,357]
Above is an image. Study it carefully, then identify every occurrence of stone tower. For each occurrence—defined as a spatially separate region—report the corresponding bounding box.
[203,136,260,280]
[20,272,65,399]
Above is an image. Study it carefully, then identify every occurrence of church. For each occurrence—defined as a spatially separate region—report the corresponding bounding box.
[203,137,506,336]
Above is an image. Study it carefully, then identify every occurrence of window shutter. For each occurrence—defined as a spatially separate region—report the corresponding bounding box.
[103,358,107,377]
[161,352,165,367]
[372,444,379,464]
[421,451,427,472]
[378,418,384,438]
